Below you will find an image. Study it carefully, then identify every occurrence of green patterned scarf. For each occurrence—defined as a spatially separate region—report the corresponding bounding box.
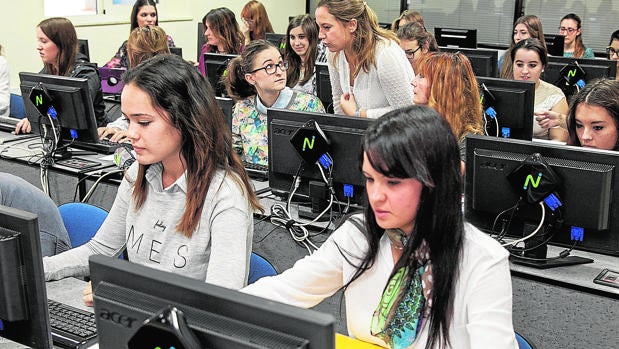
[370,240,433,349]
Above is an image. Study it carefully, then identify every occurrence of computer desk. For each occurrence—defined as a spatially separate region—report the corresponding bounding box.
[1,131,618,348]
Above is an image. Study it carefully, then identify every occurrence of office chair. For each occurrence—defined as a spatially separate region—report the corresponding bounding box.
[58,202,108,248]
[515,331,536,349]
[248,252,277,284]
[9,93,25,119]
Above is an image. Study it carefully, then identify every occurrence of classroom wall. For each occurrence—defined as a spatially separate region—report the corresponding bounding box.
[1,0,306,89]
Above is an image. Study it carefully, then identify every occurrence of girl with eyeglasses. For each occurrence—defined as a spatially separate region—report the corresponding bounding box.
[396,22,438,72]
[223,40,325,167]
[559,13,594,59]
[607,30,619,80]
[240,0,274,45]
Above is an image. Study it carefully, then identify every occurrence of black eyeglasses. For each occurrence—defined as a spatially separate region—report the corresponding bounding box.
[558,26,577,34]
[404,46,422,59]
[248,61,289,75]
[606,46,619,57]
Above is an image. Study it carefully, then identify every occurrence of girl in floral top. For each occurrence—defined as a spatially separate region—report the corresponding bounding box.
[223,40,325,166]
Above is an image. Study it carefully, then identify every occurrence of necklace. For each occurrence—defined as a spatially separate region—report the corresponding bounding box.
[385,229,409,250]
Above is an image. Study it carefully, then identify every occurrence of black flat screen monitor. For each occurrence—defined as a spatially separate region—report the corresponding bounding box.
[266,33,286,52]
[440,47,498,77]
[465,135,619,267]
[216,96,234,130]
[477,77,535,140]
[197,22,206,61]
[20,72,100,145]
[169,46,182,58]
[78,39,89,61]
[434,27,477,49]
[204,53,238,98]
[267,108,373,209]
[0,205,52,349]
[541,56,617,99]
[544,34,565,56]
[315,62,334,113]
[89,255,335,348]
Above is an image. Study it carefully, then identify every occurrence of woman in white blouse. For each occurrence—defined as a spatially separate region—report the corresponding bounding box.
[315,0,414,118]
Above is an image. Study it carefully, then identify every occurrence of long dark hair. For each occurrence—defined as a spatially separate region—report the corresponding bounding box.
[285,14,319,88]
[130,0,159,31]
[224,40,279,100]
[122,54,261,237]
[567,78,619,150]
[202,7,245,54]
[344,105,464,348]
[510,38,548,73]
[38,17,78,77]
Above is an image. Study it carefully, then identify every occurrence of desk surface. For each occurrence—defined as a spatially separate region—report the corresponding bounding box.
[509,244,619,298]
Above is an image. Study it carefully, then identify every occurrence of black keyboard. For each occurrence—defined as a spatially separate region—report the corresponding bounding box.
[70,138,124,155]
[243,161,268,180]
[48,299,97,348]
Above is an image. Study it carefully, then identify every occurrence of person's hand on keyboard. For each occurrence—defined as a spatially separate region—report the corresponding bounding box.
[82,281,94,307]
[14,118,32,134]
[98,126,129,143]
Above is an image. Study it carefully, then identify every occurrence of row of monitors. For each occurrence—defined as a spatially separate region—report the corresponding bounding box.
[0,206,335,348]
[434,28,565,57]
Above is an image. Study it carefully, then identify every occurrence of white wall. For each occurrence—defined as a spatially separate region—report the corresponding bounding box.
[0,0,306,89]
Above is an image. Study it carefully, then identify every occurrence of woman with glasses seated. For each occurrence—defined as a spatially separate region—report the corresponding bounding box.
[223,40,325,167]
[240,0,273,46]
[396,22,438,72]
[607,30,619,80]
[559,13,594,59]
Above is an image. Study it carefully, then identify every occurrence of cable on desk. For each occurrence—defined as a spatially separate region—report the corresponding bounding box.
[80,169,124,203]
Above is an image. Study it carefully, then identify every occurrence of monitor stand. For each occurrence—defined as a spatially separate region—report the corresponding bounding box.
[510,254,594,269]
[508,222,594,269]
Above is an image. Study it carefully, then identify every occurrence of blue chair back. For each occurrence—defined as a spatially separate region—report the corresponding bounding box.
[9,93,26,119]
[515,331,536,349]
[58,202,108,248]
[248,252,277,284]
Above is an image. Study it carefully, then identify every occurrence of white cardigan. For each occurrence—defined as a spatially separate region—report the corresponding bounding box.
[243,218,518,349]
[327,39,415,119]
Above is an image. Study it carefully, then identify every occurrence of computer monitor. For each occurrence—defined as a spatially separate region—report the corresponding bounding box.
[440,47,498,77]
[0,205,52,349]
[169,46,183,58]
[477,76,535,140]
[204,52,238,98]
[541,56,617,99]
[78,39,89,61]
[216,96,234,130]
[89,254,335,348]
[434,27,477,49]
[543,34,565,56]
[465,135,619,267]
[267,108,373,210]
[197,22,206,61]
[266,33,286,52]
[315,62,334,113]
[19,72,100,148]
